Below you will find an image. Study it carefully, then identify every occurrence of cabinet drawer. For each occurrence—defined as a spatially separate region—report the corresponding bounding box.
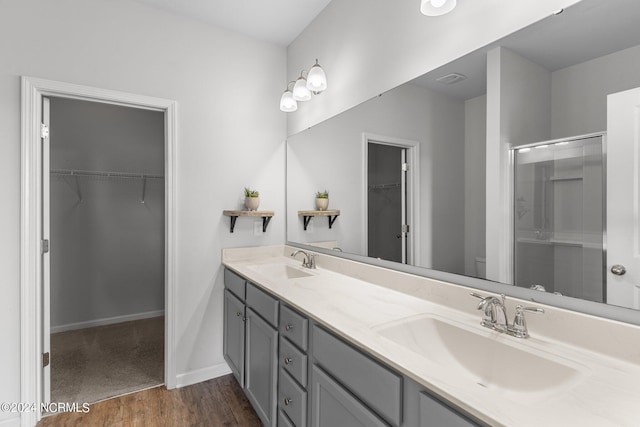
[311,365,388,427]
[279,369,307,427]
[246,281,279,327]
[419,392,480,427]
[224,268,246,301]
[280,305,309,351]
[278,410,296,427]
[312,326,402,426]
[280,337,308,387]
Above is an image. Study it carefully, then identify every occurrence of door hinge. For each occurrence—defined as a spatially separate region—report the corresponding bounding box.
[42,239,49,254]
[402,162,408,172]
[41,123,49,139]
[402,224,410,233]
[42,352,50,368]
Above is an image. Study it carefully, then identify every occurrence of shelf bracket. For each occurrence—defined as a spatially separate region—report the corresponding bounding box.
[303,215,312,231]
[229,216,238,233]
[262,216,272,232]
[328,215,338,229]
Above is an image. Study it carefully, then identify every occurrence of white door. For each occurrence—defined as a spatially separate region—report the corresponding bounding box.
[607,87,640,309]
[41,96,51,402]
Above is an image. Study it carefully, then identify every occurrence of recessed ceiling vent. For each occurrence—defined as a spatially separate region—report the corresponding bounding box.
[436,73,467,85]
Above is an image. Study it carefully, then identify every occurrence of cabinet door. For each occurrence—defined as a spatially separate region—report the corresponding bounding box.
[311,365,389,427]
[223,289,245,386]
[245,308,278,427]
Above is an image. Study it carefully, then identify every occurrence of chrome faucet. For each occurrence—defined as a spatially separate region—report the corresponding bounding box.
[509,305,544,338]
[471,293,544,338]
[291,250,316,269]
[473,293,508,332]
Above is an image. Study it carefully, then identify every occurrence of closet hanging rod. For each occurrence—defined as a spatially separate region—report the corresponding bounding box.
[50,169,164,180]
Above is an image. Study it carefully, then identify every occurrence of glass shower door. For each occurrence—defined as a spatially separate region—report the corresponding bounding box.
[513,135,605,302]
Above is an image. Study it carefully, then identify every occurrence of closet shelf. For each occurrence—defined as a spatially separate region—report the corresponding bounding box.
[50,169,164,180]
[298,210,340,231]
[50,169,163,203]
[223,210,275,233]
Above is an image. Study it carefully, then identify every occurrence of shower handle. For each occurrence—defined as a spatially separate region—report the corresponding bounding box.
[611,264,627,276]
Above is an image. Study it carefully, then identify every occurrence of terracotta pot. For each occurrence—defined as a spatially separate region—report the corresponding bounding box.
[245,196,260,211]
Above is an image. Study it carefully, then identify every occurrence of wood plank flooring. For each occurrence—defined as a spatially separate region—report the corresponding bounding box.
[37,374,261,427]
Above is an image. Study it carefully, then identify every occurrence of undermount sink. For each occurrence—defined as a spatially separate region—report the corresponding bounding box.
[374,314,586,398]
[246,263,315,280]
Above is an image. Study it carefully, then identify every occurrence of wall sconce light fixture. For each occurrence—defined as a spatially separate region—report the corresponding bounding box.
[280,59,327,112]
[420,0,457,16]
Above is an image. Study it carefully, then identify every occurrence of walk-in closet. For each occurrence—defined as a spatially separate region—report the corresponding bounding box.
[47,97,165,404]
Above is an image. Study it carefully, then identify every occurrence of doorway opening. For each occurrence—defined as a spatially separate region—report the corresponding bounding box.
[21,77,177,425]
[46,96,166,405]
[364,135,419,265]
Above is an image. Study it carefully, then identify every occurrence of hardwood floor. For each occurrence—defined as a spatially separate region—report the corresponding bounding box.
[37,374,261,427]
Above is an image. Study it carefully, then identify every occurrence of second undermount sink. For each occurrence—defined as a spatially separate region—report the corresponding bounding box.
[246,263,316,280]
[374,314,586,399]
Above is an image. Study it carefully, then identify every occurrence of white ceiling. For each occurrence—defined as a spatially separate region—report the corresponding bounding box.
[410,0,640,100]
[132,0,333,46]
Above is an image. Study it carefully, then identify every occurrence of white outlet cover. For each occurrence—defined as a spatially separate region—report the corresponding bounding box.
[254,220,263,236]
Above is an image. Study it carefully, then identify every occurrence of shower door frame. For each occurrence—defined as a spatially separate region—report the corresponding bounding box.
[510,132,607,299]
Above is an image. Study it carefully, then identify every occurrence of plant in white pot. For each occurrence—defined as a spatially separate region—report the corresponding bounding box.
[244,187,260,211]
[315,190,329,211]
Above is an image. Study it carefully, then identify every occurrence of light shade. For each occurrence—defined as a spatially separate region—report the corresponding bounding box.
[280,90,297,112]
[420,0,456,16]
[306,60,327,94]
[292,77,312,101]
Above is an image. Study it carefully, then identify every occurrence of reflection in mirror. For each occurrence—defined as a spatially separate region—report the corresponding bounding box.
[286,0,640,314]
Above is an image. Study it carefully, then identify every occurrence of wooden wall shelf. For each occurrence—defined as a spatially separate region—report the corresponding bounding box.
[298,210,340,230]
[223,210,274,233]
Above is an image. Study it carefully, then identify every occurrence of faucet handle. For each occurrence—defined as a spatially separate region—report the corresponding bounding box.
[509,305,544,338]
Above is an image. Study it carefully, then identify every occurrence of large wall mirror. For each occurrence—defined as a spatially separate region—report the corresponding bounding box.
[286,0,640,323]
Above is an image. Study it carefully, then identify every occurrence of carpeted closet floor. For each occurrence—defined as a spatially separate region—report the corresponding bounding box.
[51,316,164,405]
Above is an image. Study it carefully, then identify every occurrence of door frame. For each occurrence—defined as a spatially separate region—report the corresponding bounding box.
[362,133,420,265]
[20,76,177,425]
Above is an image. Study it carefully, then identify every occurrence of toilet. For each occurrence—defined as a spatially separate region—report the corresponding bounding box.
[475,257,486,279]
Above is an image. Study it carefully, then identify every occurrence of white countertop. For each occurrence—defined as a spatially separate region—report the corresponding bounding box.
[222,245,640,427]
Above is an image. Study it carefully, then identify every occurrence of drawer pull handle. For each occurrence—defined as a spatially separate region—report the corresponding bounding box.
[284,357,293,365]
[236,312,242,317]
[285,324,294,331]
[283,398,292,406]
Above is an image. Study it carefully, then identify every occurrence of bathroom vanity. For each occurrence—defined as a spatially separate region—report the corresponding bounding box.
[222,245,640,427]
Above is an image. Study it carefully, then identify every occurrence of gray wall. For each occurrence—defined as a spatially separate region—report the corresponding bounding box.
[49,98,165,330]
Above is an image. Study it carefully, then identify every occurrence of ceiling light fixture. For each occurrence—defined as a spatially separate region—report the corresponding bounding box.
[280,59,327,112]
[420,0,457,16]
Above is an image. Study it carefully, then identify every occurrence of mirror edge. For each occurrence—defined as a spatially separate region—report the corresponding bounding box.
[287,241,640,326]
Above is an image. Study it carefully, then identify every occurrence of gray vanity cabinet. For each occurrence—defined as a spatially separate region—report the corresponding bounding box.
[223,269,279,427]
[223,268,485,427]
[278,304,310,427]
[223,289,245,386]
[245,307,279,427]
[245,282,280,427]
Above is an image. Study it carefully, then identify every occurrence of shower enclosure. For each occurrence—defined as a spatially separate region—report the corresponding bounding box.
[513,134,605,303]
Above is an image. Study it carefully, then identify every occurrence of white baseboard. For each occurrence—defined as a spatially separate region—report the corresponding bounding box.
[50,310,165,334]
[175,362,232,388]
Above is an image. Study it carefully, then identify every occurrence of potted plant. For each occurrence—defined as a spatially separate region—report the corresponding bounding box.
[244,187,260,211]
[315,190,329,211]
